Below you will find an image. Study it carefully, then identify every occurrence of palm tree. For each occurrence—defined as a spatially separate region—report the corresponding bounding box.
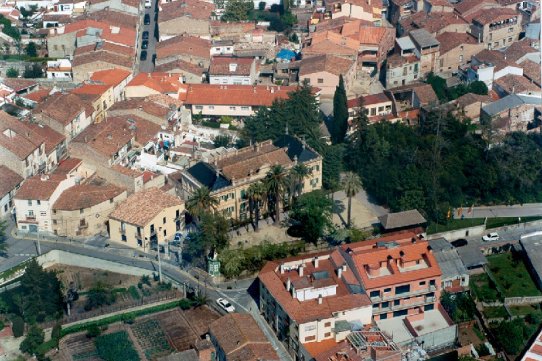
[264,165,288,225]
[247,182,266,231]
[186,187,218,221]
[341,172,362,228]
[289,163,312,203]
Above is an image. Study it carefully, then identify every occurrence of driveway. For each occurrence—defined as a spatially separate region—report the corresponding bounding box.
[138,0,158,73]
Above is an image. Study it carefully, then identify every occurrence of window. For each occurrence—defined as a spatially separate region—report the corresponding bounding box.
[380,313,388,320]
[429,279,436,286]
[305,336,316,342]
[424,304,434,311]
[460,45,464,51]
[229,106,236,110]
[393,310,408,318]
[384,288,391,293]
[369,290,380,298]
[381,301,389,308]
[317,78,324,84]
[419,281,426,286]
[508,27,514,32]
[28,200,32,206]
[439,59,444,68]
[195,105,203,110]
[324,322,331,327]
[372,303,380,309]
[53,220,57,225]
[395,284,411,294]
[37,200,41,205]
[28,210,34,217]
[508,37,513,42]
[163,217,166,224]
[241,106,250,110]
[80,209,84,214]
[459,55,464,62]
[370,108,376,116]
[324,332,331,337]
[176,209,180,218]
[163,229,167,236]
[403,67,407,76]
[40,211,46,216]
[208,105,215,110]
[121,234,127,241]
[394,300,400,306]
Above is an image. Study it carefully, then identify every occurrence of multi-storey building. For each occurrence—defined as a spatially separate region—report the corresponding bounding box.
[469,8,522,49]
[208,56,257,85]
[0,166,23,217]
[180,135,323,221]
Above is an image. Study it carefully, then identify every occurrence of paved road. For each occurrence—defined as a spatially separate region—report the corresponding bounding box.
[138,0,157,72]
[0,221,293,361]
[455,203,542,219]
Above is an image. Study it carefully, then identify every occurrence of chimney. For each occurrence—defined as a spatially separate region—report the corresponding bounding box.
[411,237,417,243]
[314,257,319,268]
[318,295,323,305]
[299,264,304,277]
[280,264,285,274]
[337,267,343,278]
[342,264,347,272]
[286,278,291,291]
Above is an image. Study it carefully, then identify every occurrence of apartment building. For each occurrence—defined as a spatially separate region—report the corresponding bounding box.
[208,56,257,85]
[258,250,373,360]
[469,8,522,49]
[180,135,322,221]
[109,187,185,251]
[0,166,23,217]
[347,93,393,123]
[14,174,77,233]
[435,32,484,76]
[299,54,357,97]
[385,53,420,88]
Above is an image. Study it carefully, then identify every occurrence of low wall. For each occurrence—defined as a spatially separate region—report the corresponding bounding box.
[428,225,486,241]
[37,250,152,277]
[504,296,542,305]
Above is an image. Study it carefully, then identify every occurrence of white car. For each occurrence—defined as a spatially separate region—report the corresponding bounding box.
[216,298,235,313]
[482,232,500,242]
[144,0,152,8]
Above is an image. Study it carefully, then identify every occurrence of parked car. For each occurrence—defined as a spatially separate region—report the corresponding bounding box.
[142,40,148,49]
[144,14,150,25]
[451,239,468,248]
[140,50,147,61]
[482,232,500,242]
[145,0,152,8]
[142,31,149,40]
[216,298,235,313]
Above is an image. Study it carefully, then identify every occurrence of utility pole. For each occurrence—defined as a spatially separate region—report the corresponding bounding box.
[36,231,41,256]
[157,245,163,283]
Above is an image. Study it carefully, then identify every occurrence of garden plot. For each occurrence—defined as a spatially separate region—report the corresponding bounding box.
[50,265,141,291]
[131,319,173,360]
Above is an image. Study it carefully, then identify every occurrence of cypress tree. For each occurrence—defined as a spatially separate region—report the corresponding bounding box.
[332,75,348,144]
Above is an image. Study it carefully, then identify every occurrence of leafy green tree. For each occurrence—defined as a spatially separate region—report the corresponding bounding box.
[332,75,348,144]
[20,325,44,355]
[289,190,333,243]
[181,232,207,268]
[322,143,344,190]
[11,315,24,337]
[222,0,253,21]
[86,324,102,338]
[186,187,218,220]
[468,81,488,95]
[6,67,19,78]
[25,42,37,57]
[220,249,246,278]
[493,318,531,354]
[288,163,312,203]
[0,219,7,254]
[23,63,42,78]
[199,212,230,252]
[213,134,232,148]
[341,172,362,228]
[247,182,266,230]
[84,281,116,311]
[264,164,288,225]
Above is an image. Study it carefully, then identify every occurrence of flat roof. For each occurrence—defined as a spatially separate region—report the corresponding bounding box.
[520,237,542,285]
[456,246,487,269]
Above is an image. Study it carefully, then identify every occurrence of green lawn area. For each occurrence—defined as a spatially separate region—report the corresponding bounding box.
[508,304,542,317]
[487,253,542,298]
[483,306,509,319]
[470,273,501,302]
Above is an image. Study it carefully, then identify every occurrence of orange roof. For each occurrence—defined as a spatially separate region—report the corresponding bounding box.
[183,84,296,106]
[72,84,111,96]
[90,68,131,87]
[127,72,183,94]
[344,233,442,290]
[304,339,339,358]
[62,19,136,47]
[22,88,52,103]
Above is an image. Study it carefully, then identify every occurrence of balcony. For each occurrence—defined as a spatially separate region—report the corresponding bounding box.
[25,214,36,221]
[370,285,436,303]
[373,295,435,314]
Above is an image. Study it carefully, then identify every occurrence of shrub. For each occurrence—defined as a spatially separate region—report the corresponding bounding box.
[179,299,192,310]
[11,315,24,337]
[19,325,44,355]
[51,324,61,345]
[86,324,101,338]
[0,320,4,330]
[122,313,135,324]
[128,285,140,300]
[6,67,19,78]
[476,343,490,356]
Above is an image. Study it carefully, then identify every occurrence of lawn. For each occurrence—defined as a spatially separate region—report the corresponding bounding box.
[470,273,501,302]
[483,306,509,319]
[487,253,542,298]
[508,304,542,317]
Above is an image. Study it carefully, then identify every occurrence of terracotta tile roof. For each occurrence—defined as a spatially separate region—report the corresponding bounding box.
[522,60,541,86]
[183,84,296,106]
[400,11,468,35]
[341,23,394,45]
[304,339,340,359]
[471,8,519,25]
[35,93,87,126]
[109,98,171,118]
[413,84,438,105]
[90,68,131,86]
[299,54,355,77]
[147,93,184,108]
[23,122,66,155]
[347,93,391,108]
[155,34,211,61]
[72,50,133,69]
[258,251,372,324]
[306,31,359,56]
[54,157,83,174]
[53,184,125,210]
[62,19,136,47]
[455,92,491,108]
[21,88,52,103]
[0,111,44,160]
[121,0,140,8]
[75,42,135,57]
[494,74,541,95]
[436,32,479,54]
[503,39,538,63]
[473,49,517,72]
[453,0,497,16]
[0,165,23,198]
[209,56,254,76]
[159,0,214,22]
[154,59,205,75]
[386,53,418,67]
[1,78,37,92]
[111,164,144,178]
[15,174,68,201]
[72,83,111,96]
[344,233,442,290]
[109,187,183,226]
[209,314,279,361]
[127,72,184,94]
[76,9,139,28]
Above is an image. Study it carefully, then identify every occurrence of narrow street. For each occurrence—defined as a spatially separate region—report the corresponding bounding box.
[138,0,158,73]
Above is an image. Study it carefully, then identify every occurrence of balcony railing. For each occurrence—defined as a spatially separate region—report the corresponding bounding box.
[373,295,435,314]
[25,214,36,220]
[370,285,436,302]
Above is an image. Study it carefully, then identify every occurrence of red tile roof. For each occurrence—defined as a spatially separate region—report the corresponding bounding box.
[347,93,391,108]
[62,19,136,47]
[183,84,296,106]
[209,56,254,76]
[54,158,83,175]
[155,34,211,61]
[436,32,479,54]
[471,8,519,25]
[0,111,44,160]
[2,78,37,92]
[400,11,469,35]
[90,68,131,87]
[0,165,23,198]
[23,122,66,155]
[21,88,52,103]
[53,184,125,210]
[494,74,541,95]
[299,54,355,77]
[127,72,184,94]
[158,0,214,22]
[35,93,88,126]
[343,233,442,290]
[72,84,111,96]
[15,174,69,201]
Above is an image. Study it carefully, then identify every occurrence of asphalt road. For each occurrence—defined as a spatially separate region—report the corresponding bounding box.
[138,0,158,73]
[455,203,542,219]
[0,221,293,361]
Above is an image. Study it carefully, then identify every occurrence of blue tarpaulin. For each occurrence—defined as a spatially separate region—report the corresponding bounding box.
[276,49,296,61]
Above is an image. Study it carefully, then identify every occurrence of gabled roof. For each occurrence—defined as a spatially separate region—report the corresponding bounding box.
[110,187,183,227]
[409,28,440,48]
[378,210,426,229]
[15,174,68,201]
[127,72,184,94]
[183,84,296,106]
[494,74,541,95]
[400,11,468,35]
[0,111,44,160]
[436,32,479,54]
[0,165,23,198]
[35,93,87,126]
[209,56,254,76]
[23,122,66,155]
[455,92,491,108]
[274,134,320,162]
[155,34,211,60]
[90,68,131,86]
[299,54,355,77]
[53,184,125,210]
[482,93,541,116]
[186,161,231,191]
[471,7,519,25]
[2,79,37,92]
[158,0,214,22]
[503,39,538,63]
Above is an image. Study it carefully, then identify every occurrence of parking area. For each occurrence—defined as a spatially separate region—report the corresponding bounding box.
[138,0,158,72]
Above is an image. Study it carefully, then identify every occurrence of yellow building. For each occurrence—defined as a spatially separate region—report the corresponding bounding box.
[180,135,323,221]
[52,183,127,237]
[109,187,185,251]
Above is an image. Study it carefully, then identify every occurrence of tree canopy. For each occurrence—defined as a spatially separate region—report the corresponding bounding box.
[427,73,488,101]
[25,42,37,57]
[288,190,333,243]
[331,75,348,144]
[222,0,253,21]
